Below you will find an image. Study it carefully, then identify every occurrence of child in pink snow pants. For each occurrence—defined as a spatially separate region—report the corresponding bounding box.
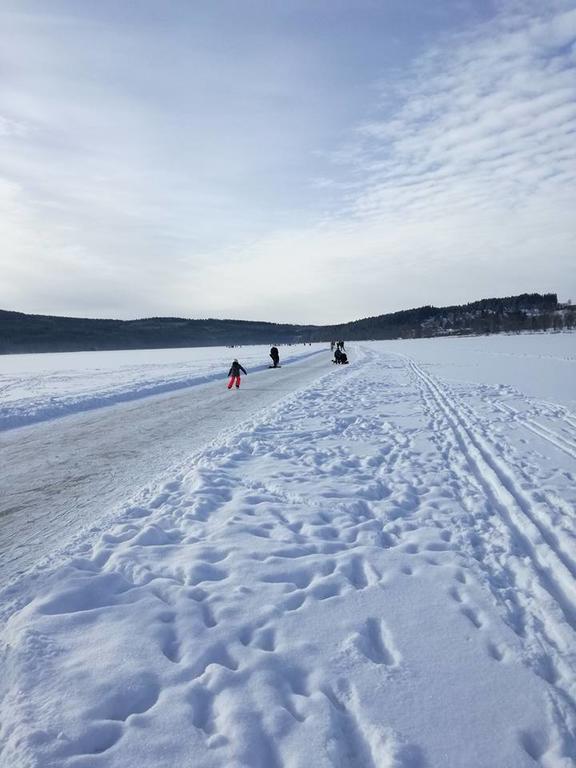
[227,358,247,389]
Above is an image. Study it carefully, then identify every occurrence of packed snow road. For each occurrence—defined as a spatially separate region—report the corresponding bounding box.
[0,348,329,585]
[0,335,575,768]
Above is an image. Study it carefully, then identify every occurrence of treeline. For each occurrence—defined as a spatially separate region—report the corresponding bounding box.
[0,293,572,354]
[321,293,573,340]
[0,311,317,354]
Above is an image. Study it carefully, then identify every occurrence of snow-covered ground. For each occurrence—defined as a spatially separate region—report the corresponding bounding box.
[1,334,575,767]
[0,344,321,431]
[372,334,576,409]
[0,348,328,584]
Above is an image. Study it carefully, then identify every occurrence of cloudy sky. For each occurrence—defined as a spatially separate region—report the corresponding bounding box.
[1,0,575,323]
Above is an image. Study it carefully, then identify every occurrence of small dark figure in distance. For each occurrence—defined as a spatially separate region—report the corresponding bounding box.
[227,359,247,389]
[330,341,335,352]
[333,349,349,365]
[270,346,280,368]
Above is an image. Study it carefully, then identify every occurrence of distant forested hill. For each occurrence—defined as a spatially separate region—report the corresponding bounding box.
[0,293,572,354]
[0,312,316,353]
[324,293,571,340]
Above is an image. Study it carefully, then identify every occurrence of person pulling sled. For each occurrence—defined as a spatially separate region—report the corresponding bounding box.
[227,358,247,389]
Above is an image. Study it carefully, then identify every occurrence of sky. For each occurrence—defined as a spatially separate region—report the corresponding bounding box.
[0,0,575,324]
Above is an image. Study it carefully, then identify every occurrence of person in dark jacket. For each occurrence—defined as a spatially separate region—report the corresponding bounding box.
[269,346,280,368]
[227,359,247,389]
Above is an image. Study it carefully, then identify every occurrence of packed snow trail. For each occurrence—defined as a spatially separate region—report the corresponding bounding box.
[0,350,328,585]
[0,345,324,431]
[1,340,575,767]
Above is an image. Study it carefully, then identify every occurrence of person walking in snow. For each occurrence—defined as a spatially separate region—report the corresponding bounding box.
[227,358,247,389]
[269,346,280,368]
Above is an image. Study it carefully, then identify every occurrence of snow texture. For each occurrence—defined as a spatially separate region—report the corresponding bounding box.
[1,334,575,767]
[0,348,330,584]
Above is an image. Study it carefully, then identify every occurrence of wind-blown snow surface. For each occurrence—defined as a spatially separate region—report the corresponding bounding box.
[0,344,321,431]
[1,335,576,767]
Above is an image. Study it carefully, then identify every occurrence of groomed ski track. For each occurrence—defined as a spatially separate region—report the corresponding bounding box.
[405,356,576,734]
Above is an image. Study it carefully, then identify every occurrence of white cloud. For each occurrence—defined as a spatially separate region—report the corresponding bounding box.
[194,2,576,321]
[0,1,574,323]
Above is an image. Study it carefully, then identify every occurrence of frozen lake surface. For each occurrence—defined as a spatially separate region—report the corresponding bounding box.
[0,343,323,430]
[0,344,327,583]
[0,333,575,768]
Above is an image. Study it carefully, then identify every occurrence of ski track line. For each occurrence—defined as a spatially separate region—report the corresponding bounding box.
[495,401,576,460]
[456,390,576,576]
[538,401,576,433]
[406,360,576,634]
[407,354,576,739]
[538,401,576,430]
[451,389,576,574]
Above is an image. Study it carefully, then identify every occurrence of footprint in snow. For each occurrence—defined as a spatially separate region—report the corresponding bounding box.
[460,606,484,629]
[350,618,401,667]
